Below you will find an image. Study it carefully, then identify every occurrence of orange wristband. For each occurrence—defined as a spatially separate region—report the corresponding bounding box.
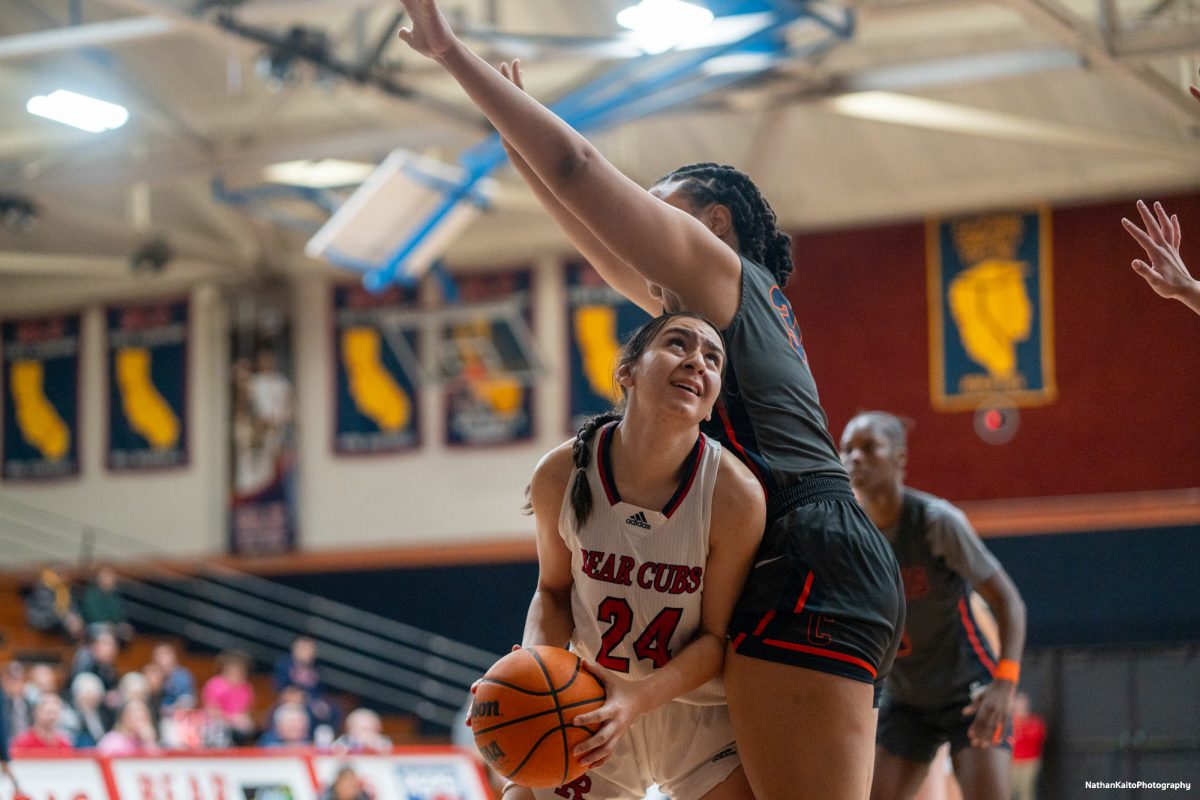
[994,659,1020,683]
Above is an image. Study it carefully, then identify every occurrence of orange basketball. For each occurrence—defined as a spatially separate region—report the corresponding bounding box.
[470,646,607,788]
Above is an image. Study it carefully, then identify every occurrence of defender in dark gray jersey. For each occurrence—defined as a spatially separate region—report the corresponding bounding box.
[841,412,1027,800]
[395,11,903,795]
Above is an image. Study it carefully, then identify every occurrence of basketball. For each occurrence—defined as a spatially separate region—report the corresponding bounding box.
[470,646,607,788]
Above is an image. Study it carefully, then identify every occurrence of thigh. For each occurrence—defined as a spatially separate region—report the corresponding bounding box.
[870,747,934,800]
[699,766,754,800]
[725,649,878,800]
[529,770,644,800]
[648,703,744,800]
[729,499,904,696]
[951,744,1011,800]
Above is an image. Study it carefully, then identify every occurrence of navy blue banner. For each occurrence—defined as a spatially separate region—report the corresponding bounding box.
[333,283,422,454]
[928,209,1056,411]
[106,300,188,470]
[2,314,81,481]
[566,262,650,433]
[444,269,535,447]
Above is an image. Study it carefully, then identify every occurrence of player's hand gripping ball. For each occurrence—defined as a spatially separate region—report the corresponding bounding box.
[470,646,607,787]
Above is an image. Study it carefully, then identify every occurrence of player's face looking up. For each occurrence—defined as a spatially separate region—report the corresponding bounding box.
[840,420,905,492]
[617,316,725,424]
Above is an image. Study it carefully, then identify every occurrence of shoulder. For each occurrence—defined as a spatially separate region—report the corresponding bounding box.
[531,439,577,499]
[713,448,764,507]
[921,494,974,534]
[711,449,766,545]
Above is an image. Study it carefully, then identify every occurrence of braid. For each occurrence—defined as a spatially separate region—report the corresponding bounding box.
[569,412,623,527]
[658,163,794,286]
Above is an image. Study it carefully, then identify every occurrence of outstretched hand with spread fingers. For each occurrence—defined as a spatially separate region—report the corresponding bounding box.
[395,0,459,60]
[1122,200,1200,315]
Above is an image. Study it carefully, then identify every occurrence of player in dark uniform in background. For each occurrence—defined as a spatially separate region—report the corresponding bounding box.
[393,3,904,796]
[840,411,1027,800]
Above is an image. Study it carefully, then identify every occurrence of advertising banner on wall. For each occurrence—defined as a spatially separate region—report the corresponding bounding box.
[443,269,535,447]
[927,209,1056,411]
[229,289,296,555]
[565,262,649,433]
[108,755,319,800]
[106,299,189,471]
[311,753,490,800]
[1,312,81,481]
[332,283,422,455]
[6,749,490,800]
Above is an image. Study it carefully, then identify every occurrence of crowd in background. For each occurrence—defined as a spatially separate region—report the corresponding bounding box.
[4,566,394,760]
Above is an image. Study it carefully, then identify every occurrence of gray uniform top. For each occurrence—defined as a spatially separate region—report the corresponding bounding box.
[883,488,1002,708]
[699,255,846,497]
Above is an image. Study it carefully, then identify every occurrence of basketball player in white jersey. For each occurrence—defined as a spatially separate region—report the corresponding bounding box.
[509,312,764,800]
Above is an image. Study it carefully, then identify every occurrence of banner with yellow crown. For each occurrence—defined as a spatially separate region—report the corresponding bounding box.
[927,209,1056,411]
[2,313,81,481]
[566,261,652,433]
[443,269,535,447]
[332,283,422,455]
[105,299,189,471]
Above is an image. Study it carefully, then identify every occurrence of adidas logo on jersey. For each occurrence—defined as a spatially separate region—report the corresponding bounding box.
[625,511,651,529]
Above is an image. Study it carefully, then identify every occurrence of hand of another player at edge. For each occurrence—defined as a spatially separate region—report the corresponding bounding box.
[570,661,649,769]
[963,679,1016,749]
[395,0,460,60]
[1122,200,1199,308]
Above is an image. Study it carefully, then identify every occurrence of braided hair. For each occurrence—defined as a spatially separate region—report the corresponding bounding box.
[655,162,794,286]
[520,311,724,525]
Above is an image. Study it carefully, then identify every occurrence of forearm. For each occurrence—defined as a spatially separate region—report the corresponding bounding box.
[993,593,1027,668]
[1180,279,1200,314]
[505,146,657,312]
[522,588,575,649]
[439,42,600,210]
[630,632,724,714]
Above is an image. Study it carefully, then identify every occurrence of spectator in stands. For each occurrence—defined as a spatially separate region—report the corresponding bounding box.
[274,636,338,732]
[1011,692,1047,800]
[24,566,84,642]
[66,672,111,749]
[332,708,391,754]
[201,650,256,744]
[142,661,166,719]
[11,694,72,751]
[117,672,159,730]
[1,662,30,739]
[152,643,196,715]
[79,566,134,644]
[162,704,232,750]
[258,702,310,748]
[71,630,120,710]
[321,765,371,800]
[1,674,20,797]
[21,663,60,707]
[96,700,160,756]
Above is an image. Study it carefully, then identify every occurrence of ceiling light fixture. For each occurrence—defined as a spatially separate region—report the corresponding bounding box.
[617,0,714,55]
[26,89,128,133]
[264,159,377,188]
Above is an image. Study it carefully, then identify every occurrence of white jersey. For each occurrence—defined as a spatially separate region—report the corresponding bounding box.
[559,423,724,706]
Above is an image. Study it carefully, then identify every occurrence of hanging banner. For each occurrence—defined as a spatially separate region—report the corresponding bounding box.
[927,209,1056,411]
[230,289,297,555]
[2,313,81,481]
[106,299,189,471]
[565,262,650,433]
[332,283,422,455]
[443,268,535,447]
